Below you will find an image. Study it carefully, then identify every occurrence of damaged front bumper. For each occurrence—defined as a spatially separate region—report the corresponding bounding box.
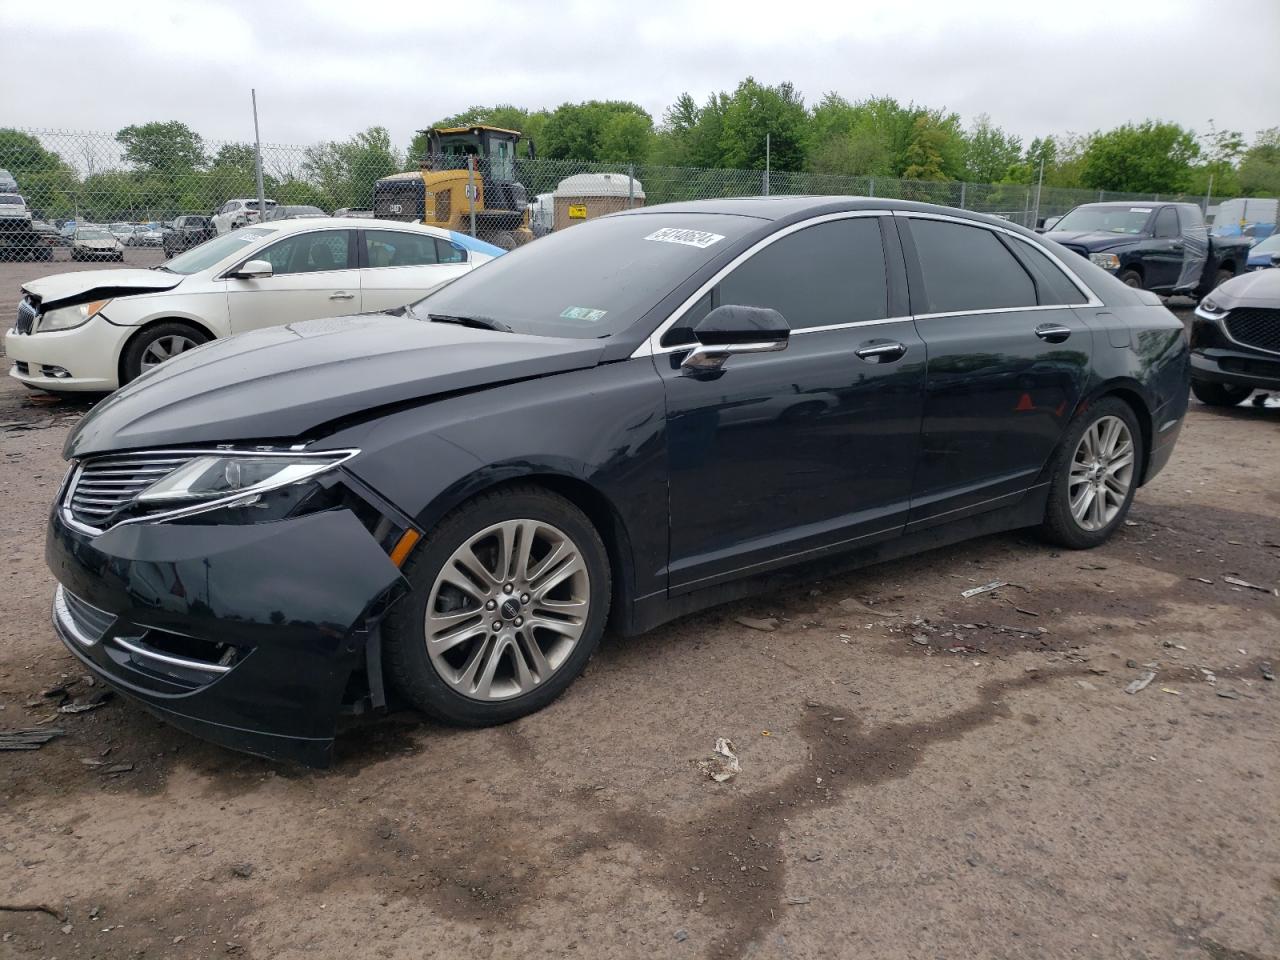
[46,505,407,766]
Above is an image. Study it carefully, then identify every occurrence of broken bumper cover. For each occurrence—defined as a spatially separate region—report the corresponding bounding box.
[46,506,406,766]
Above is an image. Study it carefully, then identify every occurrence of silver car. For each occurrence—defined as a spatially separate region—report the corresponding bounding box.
[70,226,124,261]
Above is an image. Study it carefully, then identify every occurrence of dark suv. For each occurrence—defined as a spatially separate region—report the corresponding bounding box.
[161,215,216,257]
[1190,268,1280,405]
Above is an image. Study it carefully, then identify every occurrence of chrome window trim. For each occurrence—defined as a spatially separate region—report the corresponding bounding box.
[893,210,1104,309]
[61,447,359,536]
[632,209,893,359]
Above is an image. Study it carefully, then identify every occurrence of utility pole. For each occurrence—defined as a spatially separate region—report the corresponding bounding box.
[764,133,770,196]
[1031,155,1045,228]
[251,89,266,221]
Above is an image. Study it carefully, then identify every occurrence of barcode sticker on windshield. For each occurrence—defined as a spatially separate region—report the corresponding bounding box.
[644,227,725,249]
[560,306,607,322]
[1129,207,1152,213]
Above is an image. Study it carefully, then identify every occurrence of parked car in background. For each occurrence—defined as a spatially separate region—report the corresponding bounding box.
[1190,269,1280,406]
[69,225,124,262]
[0,194,43,261]
[263,204,328,222]
[109,223,137,244]
[6,219,503,393]
[333,207,375,218]
[38,197,1189,764]
[161,215,216,256]
[212,198,278,234]
[1046,202,1251,297]
[0,169,17,192]
[1245,233,1280,272]
[30,219,60,248]
[131,224,164,247]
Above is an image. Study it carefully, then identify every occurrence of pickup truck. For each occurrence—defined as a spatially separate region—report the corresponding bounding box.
[1045,201,1251,298]
[161,215,217,257]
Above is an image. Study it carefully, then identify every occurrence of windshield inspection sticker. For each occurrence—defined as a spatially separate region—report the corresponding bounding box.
[644,227,726,249]
[560,306,608,322]
[1129,207,1153,213]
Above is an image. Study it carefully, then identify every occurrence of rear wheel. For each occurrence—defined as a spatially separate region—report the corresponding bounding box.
[1191,380,1252,407]
[1040,398,1143,549]
[120,322,210,384]
[382,486,611,726]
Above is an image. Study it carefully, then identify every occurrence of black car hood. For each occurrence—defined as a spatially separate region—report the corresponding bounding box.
[1044,230,1140,252]
[66,313,608,457]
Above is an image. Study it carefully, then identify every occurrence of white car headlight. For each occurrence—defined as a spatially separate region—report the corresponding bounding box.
[137,453,356,506]
[37,299,111,332]
[1089,253,1121,271]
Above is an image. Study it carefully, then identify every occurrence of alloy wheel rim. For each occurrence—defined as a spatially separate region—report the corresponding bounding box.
[140,335,198,370]
[1068,415,1135,531]
[425,519,590,701]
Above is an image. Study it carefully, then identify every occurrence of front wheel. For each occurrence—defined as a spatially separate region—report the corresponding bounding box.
[119,322,210,385]
[1192,380,1252,407]
[382,486,611,726]
[1040,398,1144,549]
[1118,269,1143,289]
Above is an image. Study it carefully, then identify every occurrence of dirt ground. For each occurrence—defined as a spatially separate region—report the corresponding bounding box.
[0,257,1277,960]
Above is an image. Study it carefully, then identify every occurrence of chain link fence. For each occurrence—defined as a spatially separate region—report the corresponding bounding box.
[1,127,1215,264]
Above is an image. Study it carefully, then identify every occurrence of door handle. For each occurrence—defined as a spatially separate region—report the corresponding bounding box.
[329,291,355,301]
[1034,323,1072,343]
[855,341,906,363]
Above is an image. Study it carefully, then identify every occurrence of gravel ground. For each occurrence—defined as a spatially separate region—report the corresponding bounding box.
[0,258,1277,960]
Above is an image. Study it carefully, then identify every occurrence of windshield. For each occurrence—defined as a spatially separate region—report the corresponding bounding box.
[412,213,762,339]
[0,194,23,205]
[1053,206,1152,235]
[78,229,112,240]
[245,200,277,211]
[161,227,274,274]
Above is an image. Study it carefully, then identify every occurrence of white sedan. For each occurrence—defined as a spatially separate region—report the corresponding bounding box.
[6,218,502,393]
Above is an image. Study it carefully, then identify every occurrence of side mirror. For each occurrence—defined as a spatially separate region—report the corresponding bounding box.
[232,259,273,280]
[682,305,790,372]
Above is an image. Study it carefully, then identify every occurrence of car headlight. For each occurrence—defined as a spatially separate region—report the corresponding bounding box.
[137,452,357,507]
[37,299,111,332]
[1090,253,1121,271]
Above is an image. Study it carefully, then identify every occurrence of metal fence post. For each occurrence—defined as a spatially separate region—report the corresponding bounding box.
[959,182,966,209]
[868,177,875,198]
[628,163,635,208]
[467,158,477,238]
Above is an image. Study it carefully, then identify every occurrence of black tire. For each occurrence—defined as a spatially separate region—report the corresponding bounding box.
[1192,380,1252,407]
[119,321,210,385]
[1118,269,1143,289]
[382,485,612,727]
[1213,268,1233,290]
[1040,397,1145,549]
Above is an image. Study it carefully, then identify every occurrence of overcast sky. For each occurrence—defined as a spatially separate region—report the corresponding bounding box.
[6,0,1279,152]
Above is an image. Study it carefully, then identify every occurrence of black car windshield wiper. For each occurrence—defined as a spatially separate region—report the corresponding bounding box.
[427,313,512,333]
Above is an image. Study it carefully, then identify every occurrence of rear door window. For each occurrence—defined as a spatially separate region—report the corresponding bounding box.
[1005,239,1088,306]
[907,218,1036,313]
[364,229,439,268]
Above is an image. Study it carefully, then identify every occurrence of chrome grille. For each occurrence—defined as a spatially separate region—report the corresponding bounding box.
[15,296,37,334]
[54,584,116,645]
[67,453,191,530]
[1224,308,1280,355]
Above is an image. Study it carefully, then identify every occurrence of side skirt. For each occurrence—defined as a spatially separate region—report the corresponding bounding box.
[619,486,1049,637]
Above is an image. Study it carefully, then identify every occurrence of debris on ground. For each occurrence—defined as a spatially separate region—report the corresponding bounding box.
[231,863,254,878]
[1222,576,1276,596]
[57,690,113,714]
[1262,662,1275,682]
[1189,577,1213,584]
[961,580,1007,598]
[734,616,778,632]
[1125,671,1157,695]
[786,896,812,905]
[699,737,740,783]
[1217,690,1241,700]
[838,598,896,617]
[0,728,65,751]
[673,929,689,942]
[0,902,65,921]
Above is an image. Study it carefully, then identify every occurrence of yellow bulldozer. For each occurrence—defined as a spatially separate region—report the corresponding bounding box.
[372,125,534,249]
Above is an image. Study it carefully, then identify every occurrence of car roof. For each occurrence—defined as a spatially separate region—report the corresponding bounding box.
[608,195,1039,233]
[261,216,453,237]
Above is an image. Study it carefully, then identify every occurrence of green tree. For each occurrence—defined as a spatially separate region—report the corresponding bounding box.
[806,94,893,176]
[411,105,547,161]
[303,126,402,209]
[540,101,653,162]
[652,92,730,168]
[718,77,809,171]
[963,114,1022,183]
[902,115,950,181]
[1238,127,1280,197]
[0,129,66,173]
[1080,121,1199,193]
[116,121,207,172]
[598,112,652,162]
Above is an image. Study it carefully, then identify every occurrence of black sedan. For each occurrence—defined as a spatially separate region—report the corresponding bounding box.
[1190,268,1280,406]
[46,197,1190,765]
